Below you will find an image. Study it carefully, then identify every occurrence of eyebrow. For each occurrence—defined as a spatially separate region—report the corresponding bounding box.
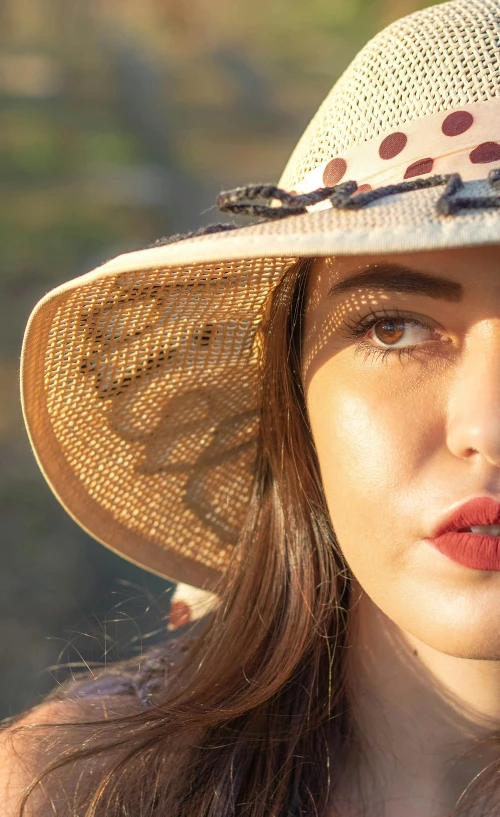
[327,263,464,302]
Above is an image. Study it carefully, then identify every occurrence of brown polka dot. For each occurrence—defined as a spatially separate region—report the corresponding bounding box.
[469,142,500,163]
[289,190,298,195]
[323,157,347,186]
[442,110,474,136]
[403,157,434,179]
[353,183,373,195]
[379,132,407,160]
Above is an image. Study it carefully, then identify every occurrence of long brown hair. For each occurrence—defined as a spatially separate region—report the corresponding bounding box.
[10,256,500,816]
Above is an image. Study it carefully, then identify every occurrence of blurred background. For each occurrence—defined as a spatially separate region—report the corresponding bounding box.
[1,0,434,718]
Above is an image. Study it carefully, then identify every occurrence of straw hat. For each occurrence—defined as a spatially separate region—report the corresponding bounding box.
[21,0,500,590]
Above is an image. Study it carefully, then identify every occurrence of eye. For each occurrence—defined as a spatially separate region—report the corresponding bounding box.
[338,307,448,365]
[367,316,439,348]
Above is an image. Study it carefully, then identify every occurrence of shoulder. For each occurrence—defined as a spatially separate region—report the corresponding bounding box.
[0,688,147,816]
[0,697,90,816]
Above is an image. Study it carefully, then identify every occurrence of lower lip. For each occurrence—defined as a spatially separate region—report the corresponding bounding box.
[426,532,500,571]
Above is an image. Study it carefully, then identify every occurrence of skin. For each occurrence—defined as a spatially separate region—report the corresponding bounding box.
[302,246,500,816]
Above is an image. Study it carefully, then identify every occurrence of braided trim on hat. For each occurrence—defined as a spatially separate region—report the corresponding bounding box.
[437,168,500,214]
[149,222,239,248]
[218,171,500,219]
[146,170,500,250]
[216,184,341,219]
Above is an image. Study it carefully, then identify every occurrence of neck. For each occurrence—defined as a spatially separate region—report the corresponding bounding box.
[336,581,500,817]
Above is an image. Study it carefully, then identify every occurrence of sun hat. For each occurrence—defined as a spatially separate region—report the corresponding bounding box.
[20,0,500,591]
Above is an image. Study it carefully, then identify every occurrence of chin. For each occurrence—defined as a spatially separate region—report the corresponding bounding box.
[362,585,500,661]
[423,637,500,661]
[404,615,500,661]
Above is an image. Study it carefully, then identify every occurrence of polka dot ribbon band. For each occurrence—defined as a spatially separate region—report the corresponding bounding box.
[292,99,500,211]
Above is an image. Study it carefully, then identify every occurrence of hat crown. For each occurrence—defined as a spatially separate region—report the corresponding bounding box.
[280,0,500,190]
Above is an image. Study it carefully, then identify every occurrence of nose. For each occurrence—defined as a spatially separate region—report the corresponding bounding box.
[447,321,500,467]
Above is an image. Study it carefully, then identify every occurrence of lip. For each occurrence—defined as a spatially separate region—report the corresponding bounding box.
[426,496,500,571]
[431,496,500,537]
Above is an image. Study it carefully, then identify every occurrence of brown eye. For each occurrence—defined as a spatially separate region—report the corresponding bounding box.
[338,309,445,364]
[367,316,440,350]
[373,319,406,346]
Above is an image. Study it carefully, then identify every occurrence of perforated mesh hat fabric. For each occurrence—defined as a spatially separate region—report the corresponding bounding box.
[20,0,500,588]
[279,0,500,189]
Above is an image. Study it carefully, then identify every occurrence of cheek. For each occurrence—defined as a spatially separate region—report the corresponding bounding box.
[306,362,419,580]
[306,360,500,659]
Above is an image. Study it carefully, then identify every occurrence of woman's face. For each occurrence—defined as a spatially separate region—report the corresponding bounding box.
[302,245,500,659]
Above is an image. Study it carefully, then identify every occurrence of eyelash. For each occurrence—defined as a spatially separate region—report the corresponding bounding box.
[338,306,440,364]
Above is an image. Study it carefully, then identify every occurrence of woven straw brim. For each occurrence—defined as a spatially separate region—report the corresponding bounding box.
[20,179,500,588]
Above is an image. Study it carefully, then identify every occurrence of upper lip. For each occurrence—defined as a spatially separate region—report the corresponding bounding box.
[430,496,500,537]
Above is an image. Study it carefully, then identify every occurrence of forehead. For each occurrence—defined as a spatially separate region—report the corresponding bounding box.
[306,245,500,300]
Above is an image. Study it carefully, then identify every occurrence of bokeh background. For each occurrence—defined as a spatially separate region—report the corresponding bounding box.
[1,0,434,718]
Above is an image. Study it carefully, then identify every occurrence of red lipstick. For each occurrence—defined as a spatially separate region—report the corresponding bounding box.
[426,496,500,571]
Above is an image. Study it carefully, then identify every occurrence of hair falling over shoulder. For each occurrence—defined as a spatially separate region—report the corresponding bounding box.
[10,257,350,816]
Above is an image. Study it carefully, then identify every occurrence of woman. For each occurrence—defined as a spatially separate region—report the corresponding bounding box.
[5,0,500,814]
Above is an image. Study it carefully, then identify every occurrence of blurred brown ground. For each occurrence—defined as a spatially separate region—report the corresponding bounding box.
[0,0,433,718]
